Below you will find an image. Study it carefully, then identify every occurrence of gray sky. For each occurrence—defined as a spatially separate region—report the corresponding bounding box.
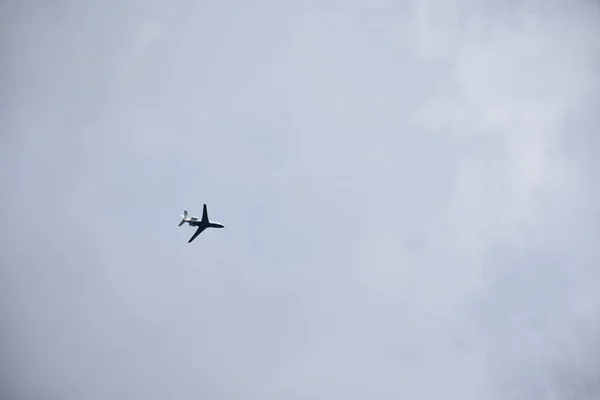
[2,0,600,399]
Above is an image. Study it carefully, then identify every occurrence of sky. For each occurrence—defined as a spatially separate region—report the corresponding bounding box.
[1,0,600,399]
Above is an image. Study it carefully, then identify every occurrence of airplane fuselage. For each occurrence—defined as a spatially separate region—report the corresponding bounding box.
[185,218,224,229]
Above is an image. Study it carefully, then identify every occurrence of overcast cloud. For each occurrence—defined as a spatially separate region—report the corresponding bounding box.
[2,0,600,399]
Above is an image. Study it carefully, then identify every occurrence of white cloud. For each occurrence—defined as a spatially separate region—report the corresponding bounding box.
[2,0,599,399]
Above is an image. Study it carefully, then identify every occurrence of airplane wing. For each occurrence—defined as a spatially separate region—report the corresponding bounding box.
[188,226,206,243]
[201,203,209,223]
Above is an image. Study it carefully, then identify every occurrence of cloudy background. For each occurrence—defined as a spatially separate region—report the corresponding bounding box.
[2,0,600,398]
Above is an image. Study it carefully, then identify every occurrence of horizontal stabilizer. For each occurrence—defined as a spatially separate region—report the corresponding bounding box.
[178,210,188,226]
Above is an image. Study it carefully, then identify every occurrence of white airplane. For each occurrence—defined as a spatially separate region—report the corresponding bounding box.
[179,204,224,243]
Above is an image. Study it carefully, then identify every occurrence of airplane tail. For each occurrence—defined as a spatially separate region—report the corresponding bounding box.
[178,210,188,226]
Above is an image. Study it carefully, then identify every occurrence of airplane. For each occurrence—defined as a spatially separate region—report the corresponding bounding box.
[178,204,224,243]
